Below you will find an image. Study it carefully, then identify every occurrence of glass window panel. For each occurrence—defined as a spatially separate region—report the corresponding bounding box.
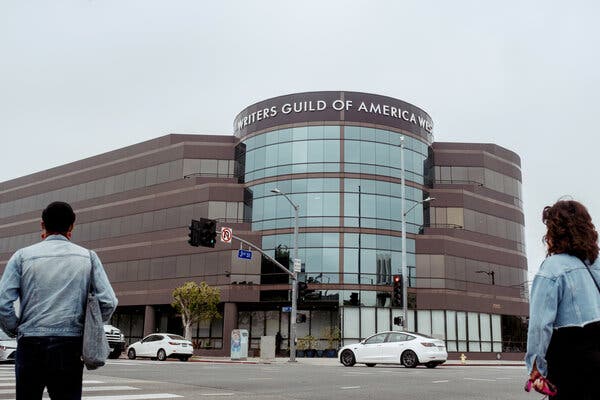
[342,305,360,340]
[457,312,467,340]
[323,140,340,162]
[307,140,324,163]
[322,248,338,272]
[491,314,502,341]
[323,125,339,138]
[446,311,456,340]
[417,310,432,336]
[467,312,480,340]
[307,125,324,139]
[292,126,308,141]
[480,313,491,341]
[377,308,390,333]
[431,311,445,339]
[345,126,360,139]
[360,307,376,339]
[292,141,308,164]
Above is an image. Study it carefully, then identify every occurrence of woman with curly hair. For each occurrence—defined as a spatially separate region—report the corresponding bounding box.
[525,199,600,399]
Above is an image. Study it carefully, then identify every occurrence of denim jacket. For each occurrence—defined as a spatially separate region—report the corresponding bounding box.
[525,254,600,376]
[0,235,117,338]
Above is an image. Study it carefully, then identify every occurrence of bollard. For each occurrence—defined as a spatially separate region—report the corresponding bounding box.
[460,353,467,364]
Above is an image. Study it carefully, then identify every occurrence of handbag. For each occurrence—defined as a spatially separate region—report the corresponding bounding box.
[82,251,110,370]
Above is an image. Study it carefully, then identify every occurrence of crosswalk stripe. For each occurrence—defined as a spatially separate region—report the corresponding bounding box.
[81,395,183,399]
[0,386,139,395]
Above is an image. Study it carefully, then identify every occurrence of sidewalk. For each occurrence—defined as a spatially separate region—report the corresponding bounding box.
[189,356,525,367]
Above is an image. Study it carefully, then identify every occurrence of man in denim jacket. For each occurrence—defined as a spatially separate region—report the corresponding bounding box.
[0,202,118,400]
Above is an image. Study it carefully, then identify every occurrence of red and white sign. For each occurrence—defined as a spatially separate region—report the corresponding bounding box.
[220,227,232,243]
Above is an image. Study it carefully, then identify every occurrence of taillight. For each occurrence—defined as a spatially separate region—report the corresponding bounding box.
[420,342,435,347]
[0,346,5,351]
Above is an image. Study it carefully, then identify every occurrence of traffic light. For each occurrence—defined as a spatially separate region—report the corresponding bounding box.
[298,281,308,299]
[349,292,359,306]
[392,274,403,307]
[198,218,217,248]
[188,220,201,246]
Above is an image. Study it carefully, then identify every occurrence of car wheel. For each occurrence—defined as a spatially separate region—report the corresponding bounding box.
[401,350,419,368]
[366,363,376,367]
[340,350,356,367]
[425,362,438,368]
[108,348,122,359]
[127,349,136,360]
[157,349,167,361]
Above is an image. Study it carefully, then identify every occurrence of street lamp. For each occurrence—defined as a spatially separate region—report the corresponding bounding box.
[476,270,496,285]
[399,136,435,329]
[271,188,300,362]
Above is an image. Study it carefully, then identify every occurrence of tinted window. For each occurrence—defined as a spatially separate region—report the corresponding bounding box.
[386,333,409,342]
[364,333,387,344]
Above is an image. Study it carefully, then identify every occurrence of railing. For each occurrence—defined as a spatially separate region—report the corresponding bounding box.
[419,223,463,233]
[432,179,484,186]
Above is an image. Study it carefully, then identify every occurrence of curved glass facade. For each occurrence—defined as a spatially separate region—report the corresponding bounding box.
[240,124,428,292]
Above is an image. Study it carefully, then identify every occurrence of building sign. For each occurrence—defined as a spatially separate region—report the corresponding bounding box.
[233,91,434,142]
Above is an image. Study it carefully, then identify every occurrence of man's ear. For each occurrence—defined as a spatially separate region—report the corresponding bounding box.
[41,221,47,239]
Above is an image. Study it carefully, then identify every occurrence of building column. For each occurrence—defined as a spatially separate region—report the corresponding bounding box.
[143,305,156,337]
[222,302,238,356]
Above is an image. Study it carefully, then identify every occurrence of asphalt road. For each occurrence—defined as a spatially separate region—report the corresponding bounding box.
[60,358,532,400]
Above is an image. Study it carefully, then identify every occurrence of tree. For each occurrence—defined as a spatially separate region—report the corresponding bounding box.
[172,281,221,341]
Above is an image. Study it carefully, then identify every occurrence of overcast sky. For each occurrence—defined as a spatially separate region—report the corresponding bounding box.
[2,1,599,281]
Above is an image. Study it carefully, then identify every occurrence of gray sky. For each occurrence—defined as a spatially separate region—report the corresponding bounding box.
[2,1,599,281]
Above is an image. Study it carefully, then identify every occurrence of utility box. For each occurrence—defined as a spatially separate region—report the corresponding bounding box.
[260,336,275,361]
[231,329,249,360]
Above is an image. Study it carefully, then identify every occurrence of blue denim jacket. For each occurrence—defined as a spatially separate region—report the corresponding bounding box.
[0,235,117,338]
[525,254,600,376]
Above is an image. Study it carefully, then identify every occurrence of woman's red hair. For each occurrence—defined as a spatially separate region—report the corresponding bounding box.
[543,200,599,263]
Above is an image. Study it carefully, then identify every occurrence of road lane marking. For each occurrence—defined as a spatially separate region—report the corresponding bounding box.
[80,394,183,399]
[433,380,449,383]
[340,386,361,390]
[85,386,140,392]
[199,394,234,396]
[464,378,496,382]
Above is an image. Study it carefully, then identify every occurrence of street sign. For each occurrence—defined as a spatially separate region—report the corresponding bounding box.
[220,227,232,243]
[281,306,292,312]
[238,249,252,259]
[293,258,301,273]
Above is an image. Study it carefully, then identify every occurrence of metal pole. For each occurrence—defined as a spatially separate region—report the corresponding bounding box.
[270,188,299,363]
[290,204,299,362]
[400,137,408,329]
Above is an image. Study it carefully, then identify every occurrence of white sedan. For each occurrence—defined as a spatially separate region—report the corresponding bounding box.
[127,333,193,362]
[0,329,16,363]
[339,331,447,368]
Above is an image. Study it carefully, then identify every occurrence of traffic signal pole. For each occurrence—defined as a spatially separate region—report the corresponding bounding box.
[227,232,298,362]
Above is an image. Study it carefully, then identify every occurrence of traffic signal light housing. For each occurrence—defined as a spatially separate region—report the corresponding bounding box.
[188,218,217,248]
[188,220,201,246]
[392,274,403,307]
[199,218,217,248]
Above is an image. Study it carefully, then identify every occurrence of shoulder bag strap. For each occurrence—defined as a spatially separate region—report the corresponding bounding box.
[583,260,600,295]
[88,250,94,295]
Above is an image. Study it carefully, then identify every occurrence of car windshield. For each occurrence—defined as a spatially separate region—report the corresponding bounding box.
[0,330,12,340]
[167,334,186,341]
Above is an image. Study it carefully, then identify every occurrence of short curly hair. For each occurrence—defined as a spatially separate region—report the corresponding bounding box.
[543,200,599,263]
